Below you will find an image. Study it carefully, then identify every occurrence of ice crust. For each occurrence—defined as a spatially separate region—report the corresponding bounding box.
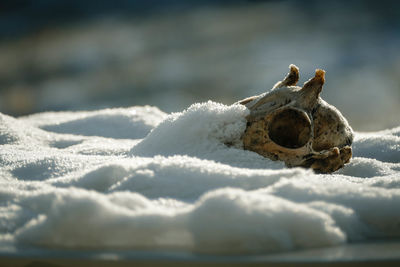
[1,102,400,254]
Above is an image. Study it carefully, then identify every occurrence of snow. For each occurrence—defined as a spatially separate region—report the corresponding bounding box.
[1,101,400,255]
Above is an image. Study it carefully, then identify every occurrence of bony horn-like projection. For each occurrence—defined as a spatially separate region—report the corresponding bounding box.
[238,64,353,173]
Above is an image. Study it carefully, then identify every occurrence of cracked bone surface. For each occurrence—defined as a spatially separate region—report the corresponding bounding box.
[239,64,354,173]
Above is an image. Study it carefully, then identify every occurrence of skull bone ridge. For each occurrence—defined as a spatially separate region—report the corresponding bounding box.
[239,64,353,173]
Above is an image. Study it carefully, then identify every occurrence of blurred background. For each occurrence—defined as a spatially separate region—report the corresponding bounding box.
[0,0,399,131]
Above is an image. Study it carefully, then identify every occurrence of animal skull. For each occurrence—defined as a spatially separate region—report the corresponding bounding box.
[238,64,353,173]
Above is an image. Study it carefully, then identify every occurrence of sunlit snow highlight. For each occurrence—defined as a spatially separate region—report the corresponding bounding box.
[1,102,400,254]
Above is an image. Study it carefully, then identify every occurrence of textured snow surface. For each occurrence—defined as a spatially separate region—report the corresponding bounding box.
[1,102,400,255]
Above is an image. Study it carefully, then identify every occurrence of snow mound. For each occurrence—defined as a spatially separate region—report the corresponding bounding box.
[1,102,400,255]
[132,101,249,156]
[22,106,167,139]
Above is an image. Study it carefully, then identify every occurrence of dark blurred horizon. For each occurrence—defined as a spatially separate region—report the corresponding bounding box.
[2,0,399,41]
[0,0,247,40]
[0,0,399,130]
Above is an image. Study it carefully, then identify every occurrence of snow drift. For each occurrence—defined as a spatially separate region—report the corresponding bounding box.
[1,102,400,255]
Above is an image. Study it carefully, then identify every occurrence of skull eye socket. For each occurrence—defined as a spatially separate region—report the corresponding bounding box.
[268,108,311,149]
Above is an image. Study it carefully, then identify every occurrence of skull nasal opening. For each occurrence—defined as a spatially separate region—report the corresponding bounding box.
[268,108,311,149]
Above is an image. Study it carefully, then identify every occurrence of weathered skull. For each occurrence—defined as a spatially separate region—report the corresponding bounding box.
[238,64,353,173]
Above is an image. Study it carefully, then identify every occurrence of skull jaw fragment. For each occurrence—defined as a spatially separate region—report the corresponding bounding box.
[239,65,353,173]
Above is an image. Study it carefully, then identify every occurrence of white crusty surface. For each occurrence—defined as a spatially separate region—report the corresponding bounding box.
[0,103,400,254]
